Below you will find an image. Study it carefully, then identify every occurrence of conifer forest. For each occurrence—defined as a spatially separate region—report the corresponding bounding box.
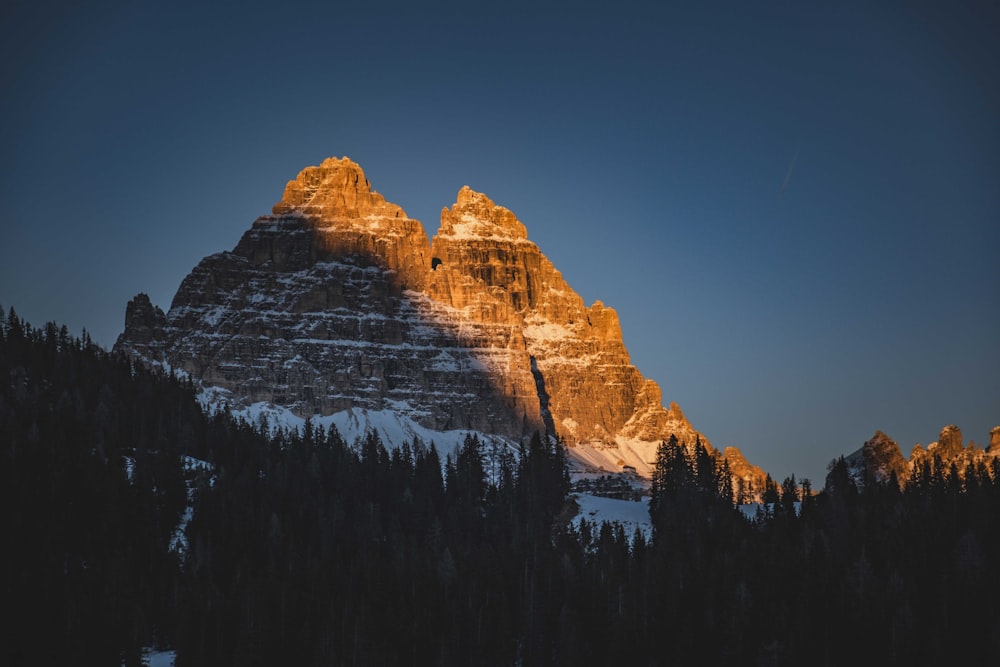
[3,309,999,665]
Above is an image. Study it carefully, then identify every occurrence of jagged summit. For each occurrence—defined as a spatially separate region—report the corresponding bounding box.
[436,187,529,240]
[116,156,765,485]
[846,424,1000,486]
[121,293,166,347]
[271,156,406,220]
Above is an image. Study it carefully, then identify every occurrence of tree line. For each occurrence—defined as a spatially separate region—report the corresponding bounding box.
[2,306,998,665]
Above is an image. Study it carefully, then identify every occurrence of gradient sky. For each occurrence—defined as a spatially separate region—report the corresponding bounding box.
[3,0,998,485]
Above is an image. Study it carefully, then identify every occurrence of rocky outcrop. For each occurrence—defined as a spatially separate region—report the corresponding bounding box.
[929,425,964,460]
[853,430,909,485]
[121,293,167,349]
[846,425,1000,486]
[117,156,758,476]
[427,187,688,447]
[119,158,543,437]
[722,446,770,503]
[911,424,1000,476]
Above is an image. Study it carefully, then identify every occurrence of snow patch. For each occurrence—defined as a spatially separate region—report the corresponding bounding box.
[199,386,515,463]
[573,493,652,540]
[563,436,660,477]
[201,306,226,326]
[171,455,215,560]
[522,321,573,343]
[123,647,176,667]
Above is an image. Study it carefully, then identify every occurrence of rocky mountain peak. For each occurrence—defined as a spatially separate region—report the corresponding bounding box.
[271,156,407,221]
[437,186,528,240]
[246,156,430,289]
[846,425,1000,487]
[861,430,908,484]
[932,424,963,458]
[121,293,166,347]
[117,156,767,487]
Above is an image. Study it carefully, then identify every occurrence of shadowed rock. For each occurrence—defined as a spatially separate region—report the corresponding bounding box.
[117,156,762,478]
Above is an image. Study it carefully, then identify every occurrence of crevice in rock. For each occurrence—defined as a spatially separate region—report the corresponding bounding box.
[529,355,556,438]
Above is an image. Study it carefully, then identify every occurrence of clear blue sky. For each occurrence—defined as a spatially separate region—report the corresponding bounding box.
[2,0,998,485]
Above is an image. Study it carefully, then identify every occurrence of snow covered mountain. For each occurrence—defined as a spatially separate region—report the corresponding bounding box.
[116,156,765,486]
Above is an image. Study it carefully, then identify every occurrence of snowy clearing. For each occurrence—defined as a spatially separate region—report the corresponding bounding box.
[573,493,652,539]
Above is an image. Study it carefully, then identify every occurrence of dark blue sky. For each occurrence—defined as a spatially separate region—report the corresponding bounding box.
[3,0,998,484]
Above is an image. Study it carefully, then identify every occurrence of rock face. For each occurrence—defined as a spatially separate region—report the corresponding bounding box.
[930,425,964,460]
[911,424,1000,475]
[426,187,694,448]
[722,446,771,503]
[847,425,1000,485]
[119,158,538,437]
[121,294,167,348]
[116,156,762,478]
[845,430,909,486]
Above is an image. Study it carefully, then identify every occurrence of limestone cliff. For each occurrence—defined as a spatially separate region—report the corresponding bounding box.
[910,424,1000,475]
[116,156,763,479]
[846,424,1000,486]
[844,430,909,486]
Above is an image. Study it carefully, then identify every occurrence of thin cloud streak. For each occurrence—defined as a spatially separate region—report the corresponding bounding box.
[780,142,800,194]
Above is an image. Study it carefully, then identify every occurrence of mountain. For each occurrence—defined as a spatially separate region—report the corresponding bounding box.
[116,156,763,485]
[13,307,1000,665]
[845,424,1000,485]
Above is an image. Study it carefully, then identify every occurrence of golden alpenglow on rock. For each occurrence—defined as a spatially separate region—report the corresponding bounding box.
[116,156,764,484]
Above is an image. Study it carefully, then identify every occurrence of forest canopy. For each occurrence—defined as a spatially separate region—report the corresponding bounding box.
[2,306,998,666]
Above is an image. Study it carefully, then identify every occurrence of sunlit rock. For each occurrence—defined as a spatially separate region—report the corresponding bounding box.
[116,156,762,479]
